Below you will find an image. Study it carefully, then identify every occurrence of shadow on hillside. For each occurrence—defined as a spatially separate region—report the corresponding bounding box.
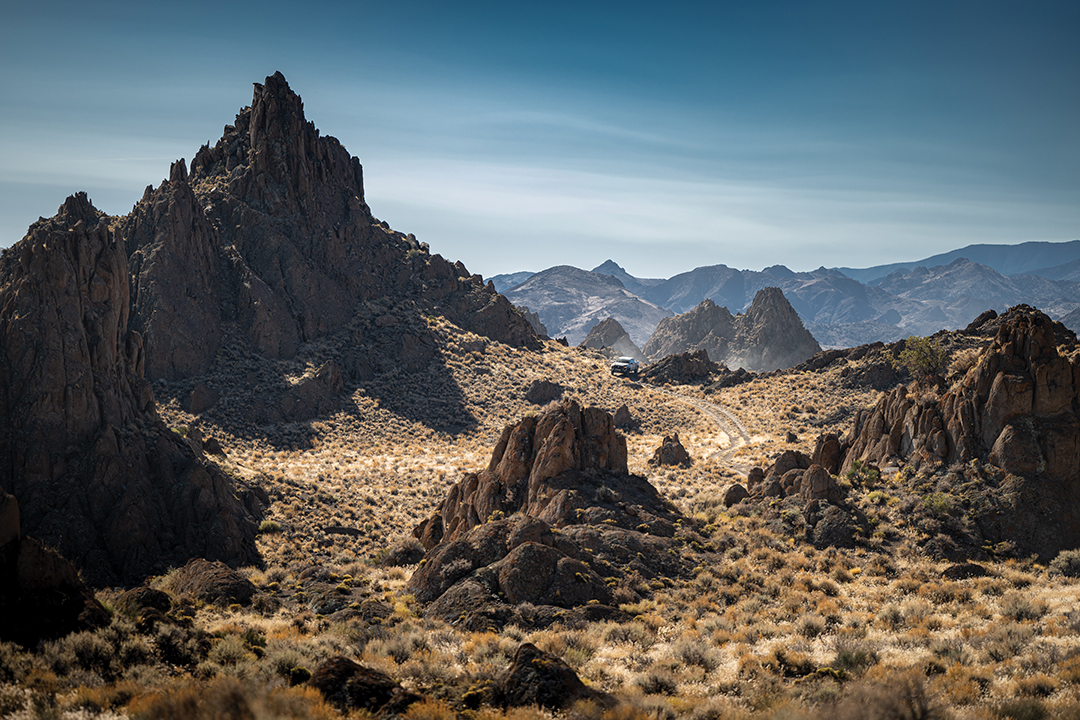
[152,314,479,450]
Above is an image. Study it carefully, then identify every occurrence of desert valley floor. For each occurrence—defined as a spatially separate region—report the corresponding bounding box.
[3,315,1076,719]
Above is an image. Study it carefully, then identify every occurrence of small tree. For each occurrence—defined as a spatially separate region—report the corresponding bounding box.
[893,335,948,380]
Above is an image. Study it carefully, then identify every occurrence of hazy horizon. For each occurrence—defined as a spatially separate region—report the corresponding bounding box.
[2,1,1078,280]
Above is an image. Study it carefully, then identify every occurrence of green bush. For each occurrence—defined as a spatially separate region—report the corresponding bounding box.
[893,336,949,379]
[1050,548,1080,578]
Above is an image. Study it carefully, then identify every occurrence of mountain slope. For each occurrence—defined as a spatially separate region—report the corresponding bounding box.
[836,240,1080,283]
[643,289,820,371]
[503,265,672,346]
[591,259,666,296]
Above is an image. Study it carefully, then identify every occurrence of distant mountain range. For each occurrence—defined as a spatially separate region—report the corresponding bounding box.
[495,241,1080,351]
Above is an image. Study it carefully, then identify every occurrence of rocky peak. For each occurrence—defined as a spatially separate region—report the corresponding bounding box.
[730,287,822,371]
[579,317,644,361]
[406,401,697,629]
[642,289,819,372]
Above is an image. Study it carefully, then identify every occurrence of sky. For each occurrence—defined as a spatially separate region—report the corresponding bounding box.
[1,1,1078,280]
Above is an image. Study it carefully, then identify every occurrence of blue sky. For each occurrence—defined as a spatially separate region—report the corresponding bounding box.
[2,1,1077,279]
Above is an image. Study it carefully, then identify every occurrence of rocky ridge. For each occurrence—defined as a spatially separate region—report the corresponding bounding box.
[838,305,1080,559]
[0,195,264,585]
[0,72,544,585]
[643,288,821,371]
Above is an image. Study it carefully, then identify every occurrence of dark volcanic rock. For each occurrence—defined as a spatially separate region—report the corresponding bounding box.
[162,558,257,605]
[648,433,692,467]
[309,657,422,715]
[0,490,110,646]
[640,349,720,384]
[496,643,614,709]
[525,379,564,405]
[0,194,261,585]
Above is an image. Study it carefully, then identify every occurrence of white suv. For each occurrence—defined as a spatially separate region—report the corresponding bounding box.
[610,357,640,377]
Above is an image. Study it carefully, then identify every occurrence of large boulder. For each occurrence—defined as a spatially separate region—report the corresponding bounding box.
[308,657,422,715]
[495,643,614,709]
[0,490,110,646]
[648,433,692,467]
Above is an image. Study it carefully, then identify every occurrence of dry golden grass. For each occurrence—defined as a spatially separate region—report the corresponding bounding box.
[7,317,1080,718]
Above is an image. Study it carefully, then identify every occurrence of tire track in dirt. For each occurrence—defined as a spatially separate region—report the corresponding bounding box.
[655,388,753,474]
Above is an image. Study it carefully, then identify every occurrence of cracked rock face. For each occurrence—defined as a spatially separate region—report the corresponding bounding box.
[408,399,700,629]
[839,305,1080,559]
[0,194,262,586]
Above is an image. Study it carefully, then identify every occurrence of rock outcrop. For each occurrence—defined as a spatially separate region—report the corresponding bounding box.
[408,399,699,629]
[0,194,262,585]
[642,289,821,372]
[0,490,110,646]
[495,643,614,709]
[309,657,422,715]
[648,434,692,467]
[579,317,644,361]
[839,305,1080,558]
[643,299,735,363]
[640,349,720,384]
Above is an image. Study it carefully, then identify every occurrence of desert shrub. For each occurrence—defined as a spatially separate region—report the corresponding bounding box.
[799,613,829,639]
[562,630,599,668]
[831,636,879,674]
[997,698,1049,720]
[68,680,140,712]
[1050,549,1080,578]
[603,621,654,649]
[979,622,1034,662]
[45,630,115,679]
[672,636,718,671]
[119,636,155,667]
[877,604,904,630]
[208,635,253,666]
[258,520,282,534]
[636,667,678,695]
[155,624,207,667]
[0,685,27,716]
[833,671,943,719]
[1015,673,1060,697]
[845,460,880,489]
[369,628,430,664]
[0,641,32,683]
[948,347,981,380]
[919,492,953,518]
[893,336,949,380]
[1001,591,1048,622]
